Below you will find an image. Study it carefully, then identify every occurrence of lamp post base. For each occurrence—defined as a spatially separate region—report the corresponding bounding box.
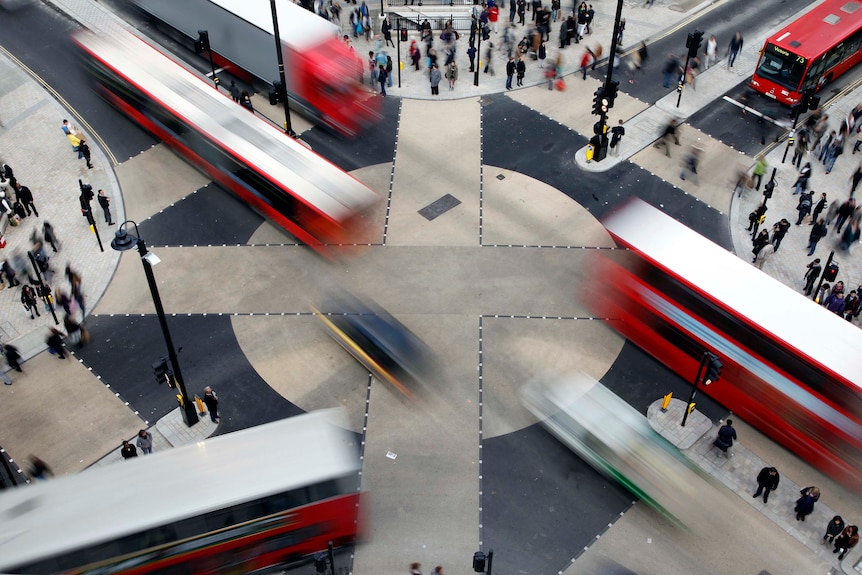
[180,400,200,427]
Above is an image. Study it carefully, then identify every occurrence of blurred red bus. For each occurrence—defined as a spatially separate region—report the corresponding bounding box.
[750,0,862,106]
[588,198,862,490]
[131,0,380,137]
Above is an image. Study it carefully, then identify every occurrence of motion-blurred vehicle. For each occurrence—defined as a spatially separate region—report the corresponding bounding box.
[588,198,862,491]
[130,0,380,137]
[0,409,364,574]
[521,372,715,528]
[74,30,380,258]
[312,293,435,402]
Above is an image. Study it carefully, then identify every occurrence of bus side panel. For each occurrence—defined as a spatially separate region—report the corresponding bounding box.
[587,254,862,489]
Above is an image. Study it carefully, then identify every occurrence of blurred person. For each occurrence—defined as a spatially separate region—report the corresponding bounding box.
[445,61,458,90]
[792,132,809,169]
[429,64,442,95]
[661,54,680,88]
[229,80,240,103]
[795,486,820,521]
[580,47,594,80]
[679,146,700,184]
[795,190,813,225]
[42,220,60,252]
[843,290,860,321]
[726,31,743,68]
[770,218,790,251]
[811,192,827,224]
[120,440,137,459]
[46,328,66,359]
[838,220,860,251]
[751,156,767,190]
[803,258,821,295]
[834,525,859,560]
[137,429,153,454]
[63,314,88,349]
[792,162,811,195]
[410,563,422,575]
[483,42,495,75]
[851,164,862,196]
[834,198,856,233]
[240,91,254,113]
[203,386,220,423]
[20,284,40,319]
[816,282,831,305]
[704,34,717,68]
[28,456,53,480]
[654,118,680,157]
[610,119,625,156]
[713,418,737,457]
[1,259,20,288]
[753,242,774,270]
[752,466,780,503]
[824,516,845,545]
[3,343,22,372]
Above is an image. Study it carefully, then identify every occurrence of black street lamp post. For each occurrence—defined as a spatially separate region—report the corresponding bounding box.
[270,0,295,136]
[111,222,199,427]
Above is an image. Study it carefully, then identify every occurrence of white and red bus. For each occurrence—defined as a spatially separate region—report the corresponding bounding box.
[750,0,862,106]
[588,199,862,490]
[74,30,380,257]
[0,410,364,575]
[131,0,380,137]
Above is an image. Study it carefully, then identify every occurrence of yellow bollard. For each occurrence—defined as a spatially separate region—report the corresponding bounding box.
[687,402,696,414]
[660,392,672,412]
[176,394,184,407]
[195,395,206,416]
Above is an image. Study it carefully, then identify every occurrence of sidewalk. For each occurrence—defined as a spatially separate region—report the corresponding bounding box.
[650,399,853,574]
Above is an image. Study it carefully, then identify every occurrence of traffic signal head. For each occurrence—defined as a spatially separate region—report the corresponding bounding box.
[152,357,170,385]
[591,87,608,115]
[824,262,839,282]
[686,30,704,58]
[269,81,285,105]
[705,352,722,384]
[763,178,775,198]
[400,28,408,42]
[806,93,821,111]
[194,30,210,54]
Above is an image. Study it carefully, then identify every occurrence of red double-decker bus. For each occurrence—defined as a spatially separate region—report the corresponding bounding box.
[750,0,862,106]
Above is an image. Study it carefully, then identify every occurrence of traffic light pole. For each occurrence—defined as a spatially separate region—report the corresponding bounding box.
[749,168,776,241]
[781,87,817,164]
[677,30,702,109]
[812,250,837,302]
[269,0,294,136]
[681,352,708,427]
[474,18,481,87]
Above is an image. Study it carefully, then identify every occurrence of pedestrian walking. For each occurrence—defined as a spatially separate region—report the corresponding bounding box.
[704,34,717,68]
[3,344,22,372]
[203,386,220,423]
[753,242,774,269]
[21,284,40,319]
[28,456,53,480]
[97,189,114,225]
[839,220,860,251]
[726,32,743,68]
[136,429,153,454]
[410,563,422,575]
[610,119,625,156]
[240,91,254,113]
[770,218,790,251]
[79,139,93,169]
[824,516,845,545]
[834,198,856,233]
[382,16,394,47]
[484,42,495,75]
[445,61,458,90]
[662,54,680,88]
[0,352,10,385]
[852,164,862,196]
[679,147,701,184]
[13,182,38,217]
[811,192,827,224]
[752,466,780,503]
[229,81,241,103]
[713,418,737,458]
[377,65,387,96]
[751,157,768,191]
[46,328,66,359]
[429,64,442,95]
[1,259,20,288]
[834,525,859,560]
[120,440,138,459]
[794,486,820,521]
[654,119,680,157]
[43,221,60,253]
[580,48,594,80]
[792,132,809,169]
[795,190,813,225]
[804,258,822,295]
[792,162,812,195]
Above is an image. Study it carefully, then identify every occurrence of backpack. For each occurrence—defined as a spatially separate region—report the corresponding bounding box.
[800,198,812,210]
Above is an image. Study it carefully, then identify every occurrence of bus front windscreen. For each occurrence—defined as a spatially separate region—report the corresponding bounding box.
[756,44,807,91]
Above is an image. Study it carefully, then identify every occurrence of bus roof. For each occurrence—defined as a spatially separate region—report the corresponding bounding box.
[0,410,359,570]
[765,0,862,57]
[603,198,862,390]
[74,30,378,224]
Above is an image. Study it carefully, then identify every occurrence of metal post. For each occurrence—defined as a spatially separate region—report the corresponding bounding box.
[397,21,402,88]
[681,352,709,427]
[812,250,836,302]
[327,541,336,575]
[270,0,295,136]
[782,99,804,164]
[595,0,624,159]
[474,17,481,86]
[749,169,775,242]
[675,51,690,108]
[207,49,218,89]
[78,180,103,253]
[136,238,199,427]
[27,251,59,325]
[486,549,494,575]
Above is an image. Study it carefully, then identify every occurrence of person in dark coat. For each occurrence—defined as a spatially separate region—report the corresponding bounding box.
[713,419,737,457]
[229,80,241,103]
[120,440,138,459]
[203,386,220,423]
[79,139,93,169]
[43,220,60,253]
[28,456,53,480]
[751,229,770,262]
[770,218,791,251]
[3,344,22,372]
[21,285,40,319]
[808,218,828,255]
[795,486,820,521]
[803,258,822,295]
[824,515,845,545]
[46,328,66,359]
[752,466,780,503]
[834,525,859,560]
[13,182,37,217]
[811,192,827,224]
[97,189,114,225]
[796,190,813,225]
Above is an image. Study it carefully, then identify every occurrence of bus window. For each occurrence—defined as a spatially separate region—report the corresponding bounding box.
[824,43,845,71]
[755,48,806,90]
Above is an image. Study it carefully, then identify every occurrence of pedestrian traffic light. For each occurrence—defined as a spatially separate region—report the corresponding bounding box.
[472,552,486,573]
[763,178,775,198]
[804,91,821,111]
[686,30,703,59]
[704,352,722,384]
[400,28,408,42]
[824,262,840,282]
[194,30,210,54]
[591,87,607,115]
[152,357,172,385]
[605,80,619,108]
